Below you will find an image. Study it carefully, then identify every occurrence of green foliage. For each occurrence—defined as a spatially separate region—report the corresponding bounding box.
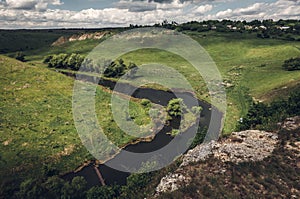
[169,129,180,137]
[87,185,120,199]
[167,98,186,117]
[191,106,203,115]
[70,176,88,198]
[102,59,140,78]
[189,126,208,149]
[141,99,151,108]
[44,53,84,70]
[17,179,45,199]
[121,172,152,198]
[15,51,25,62]
[16,176,88,199]
[282,57,300,71]
[43,176,65,198]
[238,90,300,131]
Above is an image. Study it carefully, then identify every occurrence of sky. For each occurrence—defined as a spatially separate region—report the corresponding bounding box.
[0,0,299,29]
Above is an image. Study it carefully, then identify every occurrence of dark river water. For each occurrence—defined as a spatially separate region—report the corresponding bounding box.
[62,73,223,188]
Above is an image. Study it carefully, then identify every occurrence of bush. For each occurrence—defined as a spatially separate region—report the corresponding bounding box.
[167,98,186,117]
[15,51,25,62]
[238,90,300,131]
[282,57,300,71]
[87,185,120,199]
[141,99,151,107]
[44,53,84,70]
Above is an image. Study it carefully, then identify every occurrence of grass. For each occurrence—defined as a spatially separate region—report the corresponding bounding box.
[0,55,151,185]
[2,30,300,134]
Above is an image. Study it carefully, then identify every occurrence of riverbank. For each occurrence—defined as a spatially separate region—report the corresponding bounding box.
[60,70,223,187]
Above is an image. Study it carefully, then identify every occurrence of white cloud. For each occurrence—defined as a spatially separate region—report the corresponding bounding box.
[193,4,213,14]
[214,0,300,20]
[3,0,63,10]
[0,0,299,28]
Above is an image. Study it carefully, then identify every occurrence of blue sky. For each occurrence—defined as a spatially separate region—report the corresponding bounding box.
[0,0,299,28]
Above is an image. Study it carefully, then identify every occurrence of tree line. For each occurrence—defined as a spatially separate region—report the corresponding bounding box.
[44,53,84,71]
[131,19,300,41]
[44,54,139,78]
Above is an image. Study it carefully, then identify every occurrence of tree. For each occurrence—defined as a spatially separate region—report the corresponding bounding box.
[87,185,120,199]
[70,176,88,198]
[67,53,84,71]
[43,176,65,198]
[167,98,186,117]
[127,62,138,78]
[18,179,44,199]
[15,51,25,62]
[282,57,300,71]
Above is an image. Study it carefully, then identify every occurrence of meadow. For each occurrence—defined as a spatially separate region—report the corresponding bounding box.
[2,29,300,133]
[0,55,151,191]
[1,28,300,196]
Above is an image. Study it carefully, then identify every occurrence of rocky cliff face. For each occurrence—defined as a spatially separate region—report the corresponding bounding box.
[155,116,300,197]
[51,31,111,46]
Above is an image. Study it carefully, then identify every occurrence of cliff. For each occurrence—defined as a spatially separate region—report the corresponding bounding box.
[155,116,300,198]
[51,31,111,46]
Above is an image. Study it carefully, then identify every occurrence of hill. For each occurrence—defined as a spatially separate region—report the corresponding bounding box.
[0,55,151,196]
[154,117,300,198]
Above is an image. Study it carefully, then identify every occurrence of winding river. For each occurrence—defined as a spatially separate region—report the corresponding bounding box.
[62,72,223,188]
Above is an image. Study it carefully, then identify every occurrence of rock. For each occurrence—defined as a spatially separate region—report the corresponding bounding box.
[51,36,68,46]
[281,116,300,131]
[155,130,278,196]
[155,173,191,196]
[51,31,111,46]
[182,130,278,165]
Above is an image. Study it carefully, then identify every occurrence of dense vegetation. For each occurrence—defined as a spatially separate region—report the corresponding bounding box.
[282,57,300,71]
[238,90,300,131]
[44,53,84,71]
[103,59,138,78]
[1,19,300,198]
[155,19,300,41]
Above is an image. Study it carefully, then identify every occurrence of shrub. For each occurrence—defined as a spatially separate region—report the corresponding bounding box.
[282,57,300,71]
[15,51,25,62]
[141,99,151,107]
[167,98,186,117]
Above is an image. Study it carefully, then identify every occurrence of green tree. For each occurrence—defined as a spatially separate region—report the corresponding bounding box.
[282,57,300,71]
[87,185,120,199]
[18,179,44,199]
[43,176,65,198]
[67,53,84,71]
[70,176,88,198]
[15,51,25,62]
[167,98,186,117]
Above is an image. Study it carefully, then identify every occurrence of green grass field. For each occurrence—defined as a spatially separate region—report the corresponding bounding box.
[7,30,299,133]
[0,55,151,186]
[117,33,300,132]
[1,29,300,186]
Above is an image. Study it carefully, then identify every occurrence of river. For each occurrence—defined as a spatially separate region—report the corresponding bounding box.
[62,72,223,188]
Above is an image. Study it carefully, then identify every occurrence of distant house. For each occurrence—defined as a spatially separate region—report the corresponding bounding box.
[211,26,217,30]
[244,25,253,30]
[259,25,267,30]
[279,26,290,31]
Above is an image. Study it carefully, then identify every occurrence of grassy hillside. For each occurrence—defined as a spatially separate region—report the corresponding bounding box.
[119,32,300,133]
[2,30,300,133]
[0,55,150,191]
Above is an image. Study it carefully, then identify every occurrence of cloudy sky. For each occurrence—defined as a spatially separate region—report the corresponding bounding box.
[0,0,299,29]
